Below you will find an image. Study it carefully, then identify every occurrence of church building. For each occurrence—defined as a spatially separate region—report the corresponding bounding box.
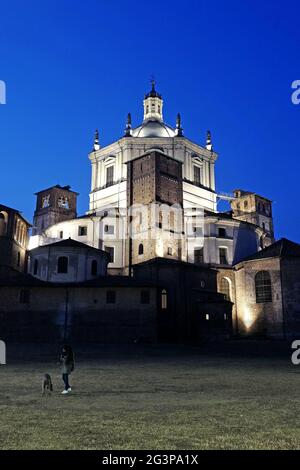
[0,82,299,342]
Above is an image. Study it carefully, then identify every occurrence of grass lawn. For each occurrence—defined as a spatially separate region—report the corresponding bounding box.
[0,342,299,450]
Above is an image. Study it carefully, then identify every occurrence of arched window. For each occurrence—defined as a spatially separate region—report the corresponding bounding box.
[91,259,98,276]
[57,256,68,274]
[255,271,272,303]
[220,277,231,301]
[33,259,38,275]
[0,212,7,236]
[138,243,144,255]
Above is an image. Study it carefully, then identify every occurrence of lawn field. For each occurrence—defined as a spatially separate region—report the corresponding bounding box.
[0,342,299,450]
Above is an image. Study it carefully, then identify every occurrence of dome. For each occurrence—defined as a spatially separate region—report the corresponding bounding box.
[131,120,176,138]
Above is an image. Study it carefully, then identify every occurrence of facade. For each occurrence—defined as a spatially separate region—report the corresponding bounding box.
[28,238,109,283]
[0,204,31,276]
[234,239,300,338]
[133,258,232,342]
[0,275,160,343]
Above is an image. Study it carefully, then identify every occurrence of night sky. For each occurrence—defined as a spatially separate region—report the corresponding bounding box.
[0,0,299,241]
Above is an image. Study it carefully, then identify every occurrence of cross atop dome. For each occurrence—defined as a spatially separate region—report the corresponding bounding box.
[143,79,163,121]
[145,79,162,100]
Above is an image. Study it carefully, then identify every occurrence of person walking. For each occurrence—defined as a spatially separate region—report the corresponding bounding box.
[59,344,75,395]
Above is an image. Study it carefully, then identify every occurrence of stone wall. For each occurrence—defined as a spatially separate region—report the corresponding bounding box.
[0,285,158,343]
[234,258,284,337]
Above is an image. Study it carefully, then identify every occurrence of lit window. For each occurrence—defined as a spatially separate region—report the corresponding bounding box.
[205,314,210,321]
[255,271,272,303]
[161,289,167,309]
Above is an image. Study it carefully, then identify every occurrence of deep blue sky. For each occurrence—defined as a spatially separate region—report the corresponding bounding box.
[0,0,299,241]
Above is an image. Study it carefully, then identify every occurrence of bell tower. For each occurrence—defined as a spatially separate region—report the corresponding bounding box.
[32,185,78,235]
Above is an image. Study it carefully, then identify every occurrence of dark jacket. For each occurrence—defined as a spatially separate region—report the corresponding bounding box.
[60,351,75,375]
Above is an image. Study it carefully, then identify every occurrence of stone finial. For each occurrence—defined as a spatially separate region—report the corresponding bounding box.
[124,112,132,137]
[206,130,213,151]
[93,129,100,151]
[175,113,183,136]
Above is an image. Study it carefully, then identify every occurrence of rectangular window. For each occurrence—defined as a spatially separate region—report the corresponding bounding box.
[78,226,87,236]
[161,290,168,309]
[205,314,210,321]
[106,290,116,304]
[59,231,63,239]
[20,290,30,304]
[106,166,114,187]
[219,248,228,265]
[218,228,226,238]
[255,271,272,303]
[141,290,150,304]
[57,256,68,274]
[104,246,115,263]
[104,225,114,235]
[193,226,203,236]
[194,166,201,186]
[167,247,173,255]
[194,247,204,264]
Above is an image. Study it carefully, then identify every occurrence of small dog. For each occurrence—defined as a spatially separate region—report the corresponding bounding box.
[42,373,53,395]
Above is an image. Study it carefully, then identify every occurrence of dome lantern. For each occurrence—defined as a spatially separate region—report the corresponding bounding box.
[143,80,163,122]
